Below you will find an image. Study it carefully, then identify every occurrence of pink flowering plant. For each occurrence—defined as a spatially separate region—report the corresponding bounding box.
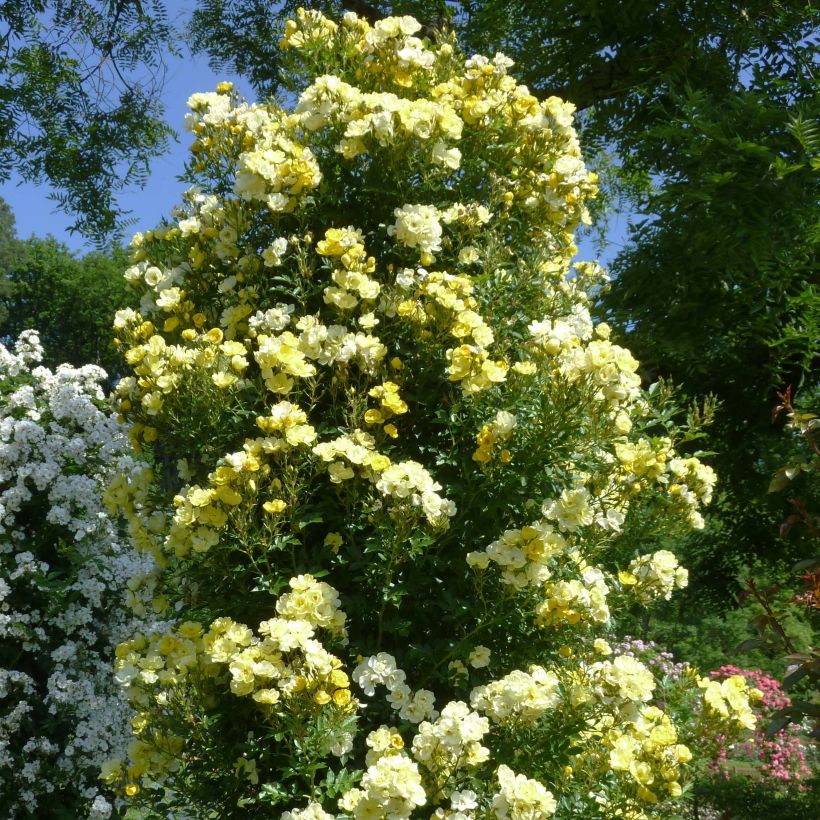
[706,665,814,787]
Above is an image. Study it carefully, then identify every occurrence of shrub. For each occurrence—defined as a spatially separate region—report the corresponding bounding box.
[706,666,813,786]
[102,10,759,818]
[0,331,156,818]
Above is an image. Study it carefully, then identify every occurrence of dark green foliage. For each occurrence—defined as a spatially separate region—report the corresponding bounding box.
[0,1,176,240]
[647,577,816,677]
[188,0,296,97]
[0,225,132,374]
[0,197,16,268]
[0,198,16,323]
[693,776,820,820]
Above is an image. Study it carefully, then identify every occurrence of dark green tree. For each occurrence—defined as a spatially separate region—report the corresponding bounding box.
[1,1,176,239]
[602,80,819,625]
[0,233,133,374]
[0,197,16,323]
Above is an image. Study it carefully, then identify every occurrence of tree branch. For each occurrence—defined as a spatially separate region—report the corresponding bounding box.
[341,0,383,24]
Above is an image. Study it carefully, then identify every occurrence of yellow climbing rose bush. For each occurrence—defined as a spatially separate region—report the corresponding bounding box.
[102,9,753,819]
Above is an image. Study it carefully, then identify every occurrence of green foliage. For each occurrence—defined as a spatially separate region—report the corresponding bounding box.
[647,585,815,679]
[0,197,16,323]
[586,5,819,622]
[0,230,133,374]
[693,776,820,820]
[0,1,176,239]
[603,84,818,404]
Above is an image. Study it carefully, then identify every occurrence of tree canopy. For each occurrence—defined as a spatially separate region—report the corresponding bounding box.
[0,1,175,239]
[0,203,133,373]
[0,197,15,322]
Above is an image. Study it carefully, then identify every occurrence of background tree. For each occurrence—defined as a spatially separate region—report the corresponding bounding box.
[0,1,176,239]
[0,197,16,323]
[0,217,133,374]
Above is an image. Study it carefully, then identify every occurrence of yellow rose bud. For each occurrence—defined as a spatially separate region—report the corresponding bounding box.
[323,533,343,554]
[330,670,349,688]
[332,688,352,707]
[472,447,492,464]
[216,486,242,506]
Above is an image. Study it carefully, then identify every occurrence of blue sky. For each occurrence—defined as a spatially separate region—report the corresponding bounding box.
[0,1,243,254]
[0,1,628,265]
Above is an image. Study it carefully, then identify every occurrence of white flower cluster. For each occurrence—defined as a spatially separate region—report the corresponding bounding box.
[615,439,716,529]
[527,303,594,356]
[466,521,566,588]
[312,429,456,528]
[375,460,457,526]
[622,549,689,602]
[275,573,348,638]
[492,764,557,819]
[665,457,717,529]
[389,203,444,254]
[541,486,595,533]
[528,309,643,410]
[411,700,490,777]
[295,74,462,162]
[0,332,155,817]
[536,566,611,628]
[470,666,561,725]
[339,753,427,819]
[432,789,480,820]
[353,652,438,723]
[282,802,335,820]
[587,655,657,706]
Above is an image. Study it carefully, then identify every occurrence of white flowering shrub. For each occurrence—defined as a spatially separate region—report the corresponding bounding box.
[0,331,155,818]
[102,10,750,819]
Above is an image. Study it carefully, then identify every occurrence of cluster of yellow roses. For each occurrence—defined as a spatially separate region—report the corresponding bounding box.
[106,576,354,794]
